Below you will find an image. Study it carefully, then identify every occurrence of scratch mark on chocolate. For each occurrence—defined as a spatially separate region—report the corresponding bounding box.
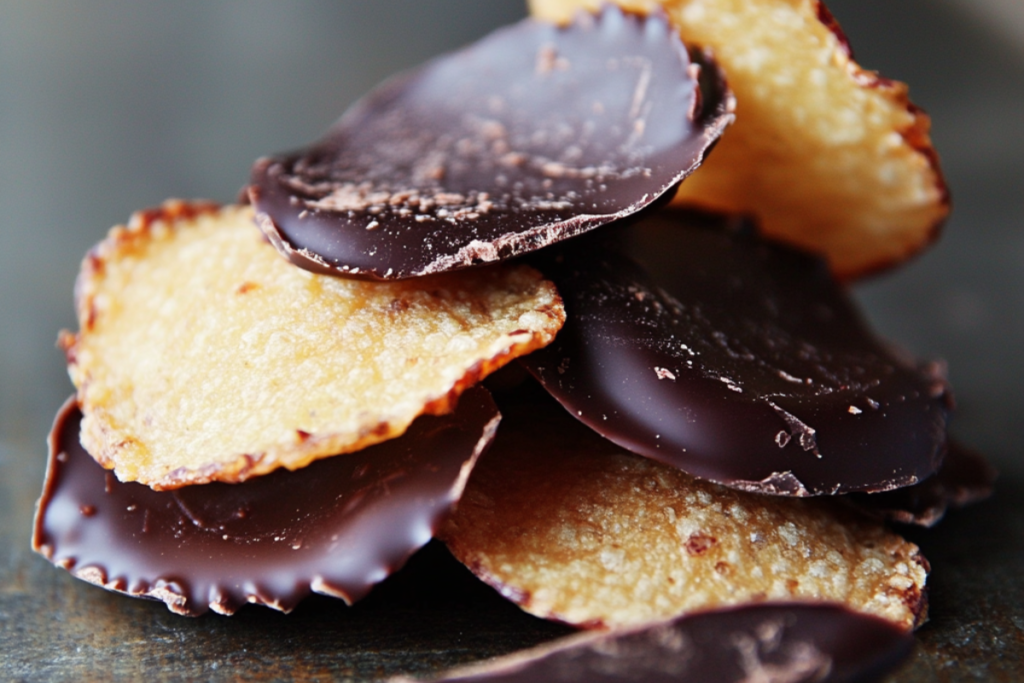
[777,369,805,384]
[627,57,653,120]
[172,495,206,530]
[768,401,821,458]
[732,624,832,683]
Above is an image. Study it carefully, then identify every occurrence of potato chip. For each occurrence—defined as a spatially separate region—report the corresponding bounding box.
[35,388,501,616]
[530,0,949,278]
[61,201,563,489]
[442,391,928,631]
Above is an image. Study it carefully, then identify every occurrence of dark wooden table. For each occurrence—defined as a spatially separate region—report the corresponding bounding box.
[2,431,1021,682]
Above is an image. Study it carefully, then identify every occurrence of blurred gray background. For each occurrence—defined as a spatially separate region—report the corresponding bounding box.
[5,0,1020,473]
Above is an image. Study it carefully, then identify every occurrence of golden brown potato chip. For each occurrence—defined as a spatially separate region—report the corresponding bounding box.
[61,201,564,489]
[530,0,948,278]
[442,391,928,631]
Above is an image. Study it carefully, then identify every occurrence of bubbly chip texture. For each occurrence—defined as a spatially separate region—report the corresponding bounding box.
[62,201,563,488]
[443,391,928,631]
[531,0,948,278]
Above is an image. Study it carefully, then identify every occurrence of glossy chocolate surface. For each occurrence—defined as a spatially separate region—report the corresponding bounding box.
[33,388,500,616]
[522,212,950,495]
[411,603,913,682]
[248,7,733,280]
[850,440,996,527]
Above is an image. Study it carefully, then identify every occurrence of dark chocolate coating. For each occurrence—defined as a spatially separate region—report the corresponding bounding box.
[32,388,500,616]
[409,603,913,683]
[248,7,733,280]
[850,439,996,527]
[521,212,950,495]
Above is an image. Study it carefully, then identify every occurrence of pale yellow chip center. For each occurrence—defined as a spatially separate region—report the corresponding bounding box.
[66,203,564,488]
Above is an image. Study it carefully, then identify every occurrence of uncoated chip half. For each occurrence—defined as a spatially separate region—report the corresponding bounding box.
[61,201,564,489]
[35,389,501,616]
[531,0,949,279]
[442,390,928,632]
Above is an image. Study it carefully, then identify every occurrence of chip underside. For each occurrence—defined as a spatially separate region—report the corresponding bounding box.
[442,393,929,631]
[62,201,564,489]
[530,0,948,278]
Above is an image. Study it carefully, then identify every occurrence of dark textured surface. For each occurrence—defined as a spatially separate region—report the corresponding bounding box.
[894,483,1024,682]
[1,1,1022,681]
[1,435,1021,681]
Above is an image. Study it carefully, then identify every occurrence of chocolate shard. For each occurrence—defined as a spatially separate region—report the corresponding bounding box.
[521,210,949,496]
[849,440,997,527]
[32,387,500,616]
[248,6,733,280]
[61,202,561,489]
[398,603,913,683]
